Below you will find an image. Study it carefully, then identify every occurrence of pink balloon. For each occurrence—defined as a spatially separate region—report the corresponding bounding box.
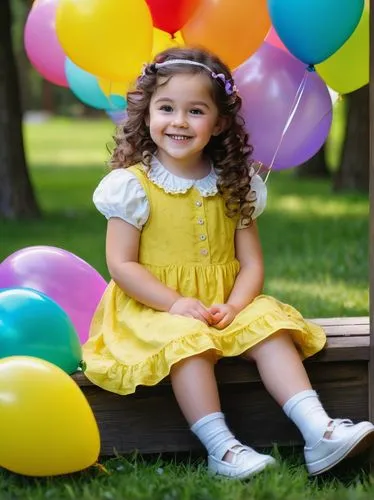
[265,27,288,53]
[0,246,107,344]
[234,43,332,170]
[24,0,68,87]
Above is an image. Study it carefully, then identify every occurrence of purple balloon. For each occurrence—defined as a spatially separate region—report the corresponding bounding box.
[24,0,68,87]
[106,109,128,125]
[0,246,107,344]
[234,43,332,170]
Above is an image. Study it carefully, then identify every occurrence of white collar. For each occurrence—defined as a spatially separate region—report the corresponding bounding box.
[146,156,218,197]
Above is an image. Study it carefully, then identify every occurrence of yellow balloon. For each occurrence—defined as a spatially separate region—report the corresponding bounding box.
[98,78,131,98]
[98,29,185,97]
[0,357,100,476]
[56,0,153,82]
[316,3,369,94]
[152,29,185,59]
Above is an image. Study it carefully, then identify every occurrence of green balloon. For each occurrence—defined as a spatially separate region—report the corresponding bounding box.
[316,6,369,94]
[0,288,82,374]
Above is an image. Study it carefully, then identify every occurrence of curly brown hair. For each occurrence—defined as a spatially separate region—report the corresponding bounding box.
[110,47,256,225]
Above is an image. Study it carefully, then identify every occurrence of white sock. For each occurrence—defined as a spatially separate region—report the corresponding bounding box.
[191,412,241,460]
[283,390,331,447]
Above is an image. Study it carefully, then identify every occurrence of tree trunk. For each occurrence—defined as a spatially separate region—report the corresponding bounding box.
[333,85,369,192]
[296,145,330,178]
[0,0,40,219]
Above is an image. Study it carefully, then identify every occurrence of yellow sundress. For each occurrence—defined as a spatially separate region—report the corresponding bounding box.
[83,160,326,395]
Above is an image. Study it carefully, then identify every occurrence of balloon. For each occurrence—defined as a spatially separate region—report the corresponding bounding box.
[65,58,126,111]
[0,246,107,345]
[146,0,202,35]
[316,3,369,94]
[0,356,100,476]
[106,110,128,126]
[267,0,364,65]
[182,0,270,69]
[24,0,68,87]
[265,27,288,53]
[0,288,81,374]
[152,28,185,59]
[98,29,185,99]
[56,0,153,82]
[234,43,332,170]
[98,78,131,100]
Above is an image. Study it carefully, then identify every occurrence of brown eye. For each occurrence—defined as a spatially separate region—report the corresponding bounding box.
[159,105,173,112]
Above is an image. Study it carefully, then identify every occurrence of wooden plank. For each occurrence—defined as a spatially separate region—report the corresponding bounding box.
[77,362,368,455]
[319,324,369,336]
[311,317,369,327]
[313,336,369,362]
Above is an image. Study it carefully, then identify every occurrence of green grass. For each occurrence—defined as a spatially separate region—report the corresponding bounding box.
[1,452,374,500]
[0,117,371,499]
[23,117,114,169]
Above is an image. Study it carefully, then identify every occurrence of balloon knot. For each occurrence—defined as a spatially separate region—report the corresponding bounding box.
[306,64,315,73]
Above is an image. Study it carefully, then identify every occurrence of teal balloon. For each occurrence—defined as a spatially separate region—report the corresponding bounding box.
[0,288,81,374]
[65,58,127,111]
[268,0,364,65]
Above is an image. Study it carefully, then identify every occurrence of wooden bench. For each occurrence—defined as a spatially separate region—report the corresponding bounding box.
[73,317,371,455]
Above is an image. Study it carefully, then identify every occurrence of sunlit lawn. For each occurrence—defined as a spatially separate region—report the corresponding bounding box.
[0,113,372,499]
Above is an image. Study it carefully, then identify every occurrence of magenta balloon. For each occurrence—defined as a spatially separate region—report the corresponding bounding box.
[0,246,107,344]
[265,27,288,53]
[234,43,332,170]
[24,0,68,87]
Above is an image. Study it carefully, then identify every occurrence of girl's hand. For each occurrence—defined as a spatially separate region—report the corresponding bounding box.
[169,297,214,325]
[209,304,239,330]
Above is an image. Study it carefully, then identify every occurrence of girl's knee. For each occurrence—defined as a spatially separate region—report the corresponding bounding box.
[242,330,292,361]
[171,349,217,371]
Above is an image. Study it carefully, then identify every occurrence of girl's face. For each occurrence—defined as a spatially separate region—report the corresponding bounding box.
[148,73,225,172]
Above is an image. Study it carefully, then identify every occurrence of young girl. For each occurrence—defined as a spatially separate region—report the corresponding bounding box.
[83,47,374,479]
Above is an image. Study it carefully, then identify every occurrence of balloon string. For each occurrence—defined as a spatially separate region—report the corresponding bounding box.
[263,68,309,184]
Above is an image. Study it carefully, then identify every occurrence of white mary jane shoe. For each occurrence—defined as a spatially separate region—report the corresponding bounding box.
[305,418,374,476]
[208,445,276,480]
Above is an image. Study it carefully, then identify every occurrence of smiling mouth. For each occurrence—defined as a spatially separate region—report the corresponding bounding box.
[166,134,193,141]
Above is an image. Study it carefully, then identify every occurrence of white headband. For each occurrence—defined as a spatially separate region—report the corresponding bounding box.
[142,59,237,96]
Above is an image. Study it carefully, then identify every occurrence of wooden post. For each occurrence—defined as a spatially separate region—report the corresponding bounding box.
[369,0,374,425]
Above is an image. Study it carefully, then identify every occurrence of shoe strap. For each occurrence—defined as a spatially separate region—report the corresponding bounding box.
[227,445,255,464]
[212,437,242,461]
[325,418,353,438]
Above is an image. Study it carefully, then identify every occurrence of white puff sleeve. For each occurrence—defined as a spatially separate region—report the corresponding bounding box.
[237,173,268,229]
[93,169,149,230]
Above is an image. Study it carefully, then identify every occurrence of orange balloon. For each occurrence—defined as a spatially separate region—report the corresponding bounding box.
[182,0,270,69]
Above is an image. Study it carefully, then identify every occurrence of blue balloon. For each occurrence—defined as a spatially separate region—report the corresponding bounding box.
[267,0,364,65]
[0,288,82,374]
[65,58,127,111]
